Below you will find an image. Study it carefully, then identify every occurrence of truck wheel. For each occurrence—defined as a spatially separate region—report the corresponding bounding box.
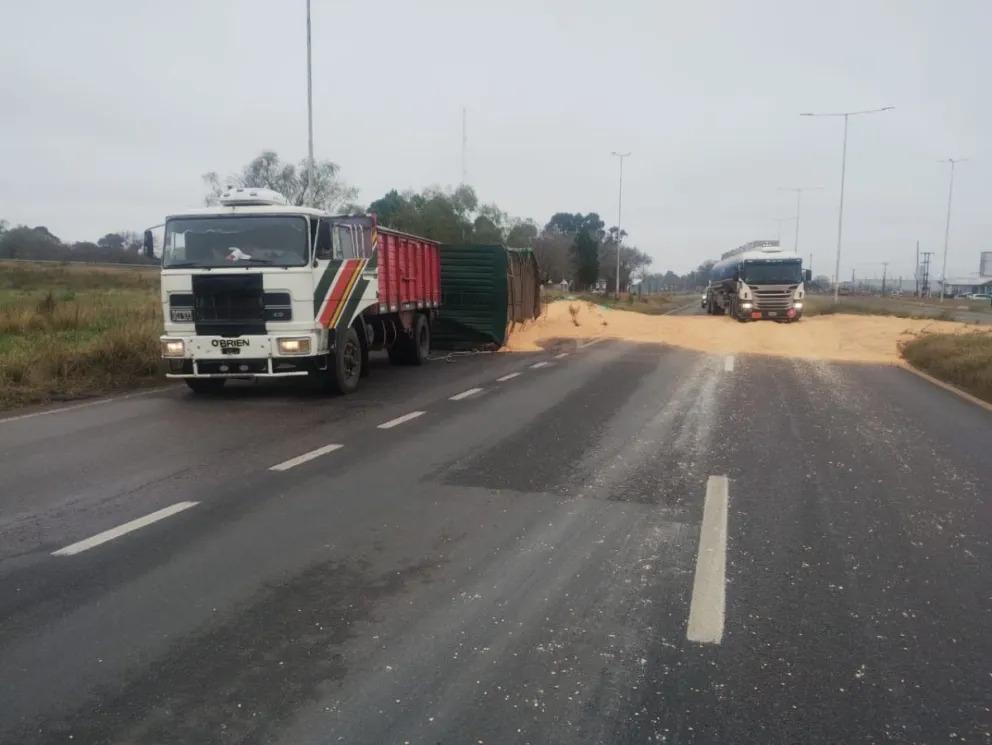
[329,327,362,394]
[410,314,430,366]
[185,379,226,394]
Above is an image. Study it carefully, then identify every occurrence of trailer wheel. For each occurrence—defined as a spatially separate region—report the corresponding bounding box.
[410,314,430,366]
[329,327,362,394]
[185,378,226,394]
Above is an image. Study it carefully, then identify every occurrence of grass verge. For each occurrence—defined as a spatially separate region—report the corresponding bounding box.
[0,262,164,410]
[901,332,992,405]
[544,290,698,315]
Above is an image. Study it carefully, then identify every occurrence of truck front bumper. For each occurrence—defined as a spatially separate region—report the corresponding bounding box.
[161,333,324,378]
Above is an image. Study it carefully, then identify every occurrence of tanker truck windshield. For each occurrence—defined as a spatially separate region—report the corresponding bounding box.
[743,260,802,285]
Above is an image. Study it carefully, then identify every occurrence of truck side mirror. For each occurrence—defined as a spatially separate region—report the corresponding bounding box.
[804,269,812,283]
[143,230,155,258]
[315,220,333,260]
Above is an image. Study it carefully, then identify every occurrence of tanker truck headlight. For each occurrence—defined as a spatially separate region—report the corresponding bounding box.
[277,337,311,355]
[793,302,804,310]
[742,302,753,310]
[161,339,185,357]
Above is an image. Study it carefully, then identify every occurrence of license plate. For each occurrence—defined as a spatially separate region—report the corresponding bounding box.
[767,311,777,317]
[221,346,241,355]
[171,309,193,322]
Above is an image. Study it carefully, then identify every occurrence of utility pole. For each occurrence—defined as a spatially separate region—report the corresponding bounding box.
[881,261,888,295]
[611,151,631,299]
[778,186,824,273]
[938,158,968,302]
[305,0,315,202]
[461,107,468,184]
[914,240,920,297]
[801,107,894,303]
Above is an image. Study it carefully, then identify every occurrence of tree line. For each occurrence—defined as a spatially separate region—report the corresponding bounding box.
[0,221,156,265]
[2,149,660,288]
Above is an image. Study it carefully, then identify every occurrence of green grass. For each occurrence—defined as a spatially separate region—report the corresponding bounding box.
[901,332,992,404]
[0,261,163,409]
[803,295,958,321]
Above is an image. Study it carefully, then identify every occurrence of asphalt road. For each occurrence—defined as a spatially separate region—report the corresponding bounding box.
[0,340,988,744]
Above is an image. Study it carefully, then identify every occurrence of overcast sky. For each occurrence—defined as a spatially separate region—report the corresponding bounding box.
[1,0,987,277]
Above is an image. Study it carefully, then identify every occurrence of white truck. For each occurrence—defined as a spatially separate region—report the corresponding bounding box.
[144,187,441,394]
[703,241,810,321]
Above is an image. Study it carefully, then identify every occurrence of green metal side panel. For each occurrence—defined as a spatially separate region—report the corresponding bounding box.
[434,244,509,350]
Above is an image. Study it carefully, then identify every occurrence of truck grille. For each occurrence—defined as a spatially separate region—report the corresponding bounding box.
[192,274,265,335]
[752,285,797,310]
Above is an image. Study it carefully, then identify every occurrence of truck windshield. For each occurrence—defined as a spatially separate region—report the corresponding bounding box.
[742,261,802,284]
[163,216,309,268]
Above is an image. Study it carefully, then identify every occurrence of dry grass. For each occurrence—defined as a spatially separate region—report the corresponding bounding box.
[0,262,163,409]
[805,294,962,322]
[901,332,992,404]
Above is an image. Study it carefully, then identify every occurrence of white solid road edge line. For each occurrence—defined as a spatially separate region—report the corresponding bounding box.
[577,337,607,349]
[724,355,735,372]
[496,372,521,382]
[51,501,200,557]
[270,443,343,472]
[0,386,172,425]
[377,410,426,429]
[449,387,483,401]
[686,475,729,644]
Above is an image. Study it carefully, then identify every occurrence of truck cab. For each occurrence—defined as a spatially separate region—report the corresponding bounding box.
[705,241,809,321]
[147,188,440,394]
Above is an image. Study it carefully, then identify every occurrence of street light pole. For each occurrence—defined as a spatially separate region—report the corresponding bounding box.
[305,0,315,202]
[801,107,893,303]
[778,186,824,274]
[938,158,968,302]
[611,152,631,298]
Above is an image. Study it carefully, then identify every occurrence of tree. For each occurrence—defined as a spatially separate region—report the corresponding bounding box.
[506,219,538,248]
[203,150,358,212]
[0,225,64,260]
[97,233,126,252]
[532,232,573,283]
[572,230,600,290]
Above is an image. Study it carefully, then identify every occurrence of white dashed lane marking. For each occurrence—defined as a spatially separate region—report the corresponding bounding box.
[686,475,729,644]
[496,372,521,382]
[449,388,483,401]
[724,356,735,372]
[377,411,426,429]
[270,443,343,472]
[51,502,200,557]
[554,352,570,359]
[530,361,552,369]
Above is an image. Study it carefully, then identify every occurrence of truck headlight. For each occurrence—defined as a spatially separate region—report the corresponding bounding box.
[161,339,185,357]
[277,337,311,356]
[793,302,804,310]
[742,302,753,310]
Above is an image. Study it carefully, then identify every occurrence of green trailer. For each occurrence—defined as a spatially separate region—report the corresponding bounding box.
[433,244,541,350]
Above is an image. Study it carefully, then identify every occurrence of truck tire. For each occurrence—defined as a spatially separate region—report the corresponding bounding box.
[410,314,430,366]
[329,327,362,394]
[185,378,226,394]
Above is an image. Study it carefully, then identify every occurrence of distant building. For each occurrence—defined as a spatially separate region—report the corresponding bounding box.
[939,251,992,296]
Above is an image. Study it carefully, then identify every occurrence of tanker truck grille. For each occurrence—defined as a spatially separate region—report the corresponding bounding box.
[752,285,797,311]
